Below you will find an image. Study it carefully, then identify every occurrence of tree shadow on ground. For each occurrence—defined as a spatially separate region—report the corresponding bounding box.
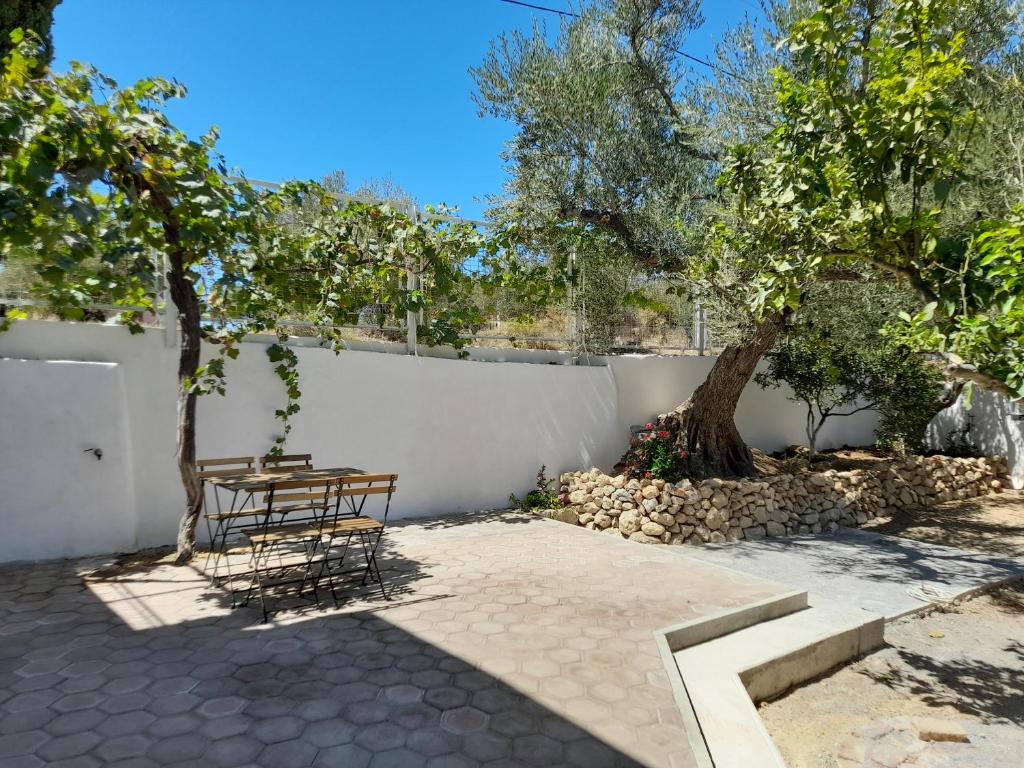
[865,493,1024,558]
[856,583,1024,726]
[704,529,1023,589]
[858,643,1024,725]
[0,537,646,768]
[86,530,450,622]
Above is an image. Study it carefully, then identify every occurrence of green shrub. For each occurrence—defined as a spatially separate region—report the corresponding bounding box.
[510,465,563,511]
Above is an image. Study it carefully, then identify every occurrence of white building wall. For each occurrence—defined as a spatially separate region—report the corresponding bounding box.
[603,354,880,453]
[0,359,138,561]
[928,388,1024,489]
[0,320,919,562]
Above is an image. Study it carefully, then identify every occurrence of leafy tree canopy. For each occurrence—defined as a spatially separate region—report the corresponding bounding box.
[0,36,555,556]
[0,2,60,67]
[756,281,947,455]
[719,0,1024,400]
[473,1,711,277]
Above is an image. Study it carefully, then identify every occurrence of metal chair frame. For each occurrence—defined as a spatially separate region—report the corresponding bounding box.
[197,456,257,583]
[240,478,339,622]
[321,474,397,602]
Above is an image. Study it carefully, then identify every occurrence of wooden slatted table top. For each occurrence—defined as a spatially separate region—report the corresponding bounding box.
[207,467,369,491]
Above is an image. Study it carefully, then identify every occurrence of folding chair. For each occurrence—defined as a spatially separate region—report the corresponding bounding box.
[259,453,314,473]
[196,456,256,581]
[240,478,337,621]
[321,474,397,602]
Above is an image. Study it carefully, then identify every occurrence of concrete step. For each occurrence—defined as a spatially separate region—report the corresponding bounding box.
[671,599,883,768]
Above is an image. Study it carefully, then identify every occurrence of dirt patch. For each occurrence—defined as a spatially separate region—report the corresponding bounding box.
[753,446,902,476]
[759,582,1024,767]
[861,491,1024,558]
[82,546,178,580]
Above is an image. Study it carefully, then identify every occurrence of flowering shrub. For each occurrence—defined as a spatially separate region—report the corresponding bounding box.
[622,423,688,481]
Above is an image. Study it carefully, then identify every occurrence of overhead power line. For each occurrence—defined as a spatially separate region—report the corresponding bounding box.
[497,0,747,82]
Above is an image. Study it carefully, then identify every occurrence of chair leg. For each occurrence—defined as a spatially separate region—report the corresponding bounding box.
[316,533,342,607]
[358,530,388,601]
[202,514,216,582]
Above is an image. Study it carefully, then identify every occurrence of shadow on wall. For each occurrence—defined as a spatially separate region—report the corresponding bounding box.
[929,389,1024,488]
[533,366,620,488]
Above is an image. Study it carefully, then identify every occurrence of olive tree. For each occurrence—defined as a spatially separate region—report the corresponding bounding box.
[474,0,808,478]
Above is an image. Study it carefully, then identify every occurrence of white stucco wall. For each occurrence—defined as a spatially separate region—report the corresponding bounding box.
[0,321,623,556]
[929,388,1024,488]
[604,354,880,453]
[0,358,138,561]
[0,320,904,562]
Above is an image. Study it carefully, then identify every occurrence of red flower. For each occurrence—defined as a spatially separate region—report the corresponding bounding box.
[643,471,652,479]
[644,422,653,430]
[678,450,688,459]
[657,431,670,440]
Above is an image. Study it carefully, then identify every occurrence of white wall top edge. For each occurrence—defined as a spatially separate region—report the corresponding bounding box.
[0,357,119,367]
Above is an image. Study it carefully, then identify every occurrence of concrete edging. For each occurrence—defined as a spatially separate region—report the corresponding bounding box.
[653,590,809,768]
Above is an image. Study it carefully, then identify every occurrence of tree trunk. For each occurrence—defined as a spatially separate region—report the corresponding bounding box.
[130,173,206,565]
[806,406,818,460]
[660,311,789,478]
[167,251,204,564]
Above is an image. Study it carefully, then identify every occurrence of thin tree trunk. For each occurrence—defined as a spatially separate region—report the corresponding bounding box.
[137,177,205,564]
[806,406,818,459]
[660,311,790,478]
[166,250,204,564]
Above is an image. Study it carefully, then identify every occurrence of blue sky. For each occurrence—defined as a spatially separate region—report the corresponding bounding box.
[53,1,756,220]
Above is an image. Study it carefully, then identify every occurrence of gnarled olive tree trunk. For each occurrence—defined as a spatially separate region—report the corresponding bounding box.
[625,312,789,479]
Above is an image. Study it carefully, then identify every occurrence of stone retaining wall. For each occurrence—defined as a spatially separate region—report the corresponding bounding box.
[556,455,1006,545]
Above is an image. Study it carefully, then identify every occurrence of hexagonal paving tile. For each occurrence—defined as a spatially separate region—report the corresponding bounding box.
[95,733,153,761]
[204,734,264,767]
[258,739,318,768]
[249,716,305,745]
[405,727,459,758]
[439,706,489,735]
[353,722,406,752]
[147,733,210,762]
[198,696,247,718]
[301,719,357,749]
[0,511,797,768]
[314,743,372,768]
[0,730,50,759]
[423,686,469,711]
[377,684,423,706]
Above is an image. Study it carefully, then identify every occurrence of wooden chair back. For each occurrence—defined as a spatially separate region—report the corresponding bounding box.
[260,453,313,474]
[331,474,398,522]
[196,456,256,479]
[266,477,333,509]
[332,474,398,497]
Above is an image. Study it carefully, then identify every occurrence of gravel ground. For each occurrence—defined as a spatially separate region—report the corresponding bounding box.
[759,582,1024,767]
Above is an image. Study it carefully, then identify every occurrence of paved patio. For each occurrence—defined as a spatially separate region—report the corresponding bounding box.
[675,528,1024,619]
[0,511,786,768]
